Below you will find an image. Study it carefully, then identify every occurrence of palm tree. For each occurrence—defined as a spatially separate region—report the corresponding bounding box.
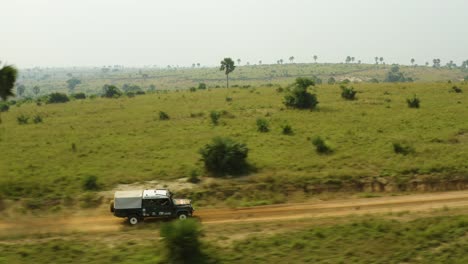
[279,59,284,64]
[410,58,415,66]
[351,57,355,63]
[0,65,18,123]
[237,59,241,66]
[375,57,379,64]
[220,58,236,88]
[289,56,295,63]
[0,65,17,101]
[379,57,384,64]
[33,85,40,96]
[313,55,318,63]
[197,63,200,68]
[345,56,351,64]
[258,60,262,65]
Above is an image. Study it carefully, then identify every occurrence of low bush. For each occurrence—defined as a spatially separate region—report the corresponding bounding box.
[451,86,462,93]
[327,77,336,85]
[340,85,357,100]
[199,137,249,176]
[312,136,332,154]
[33,115,43,124]
[71,93,86,99]
[393,142,414,155]
[17,114,29,124]
[0,102,9,112]
[47,93,69,104]
[281,124,293,135]
[256,118,269,132]
[82,175,99,191]
[160,219,204,264]
[406,95,420,108]
[189,87,197,92]
[198,83,207,90]
[159,111,170,120]
[225,96,233,102]
[102,84,122,98]
[210,110,221,125]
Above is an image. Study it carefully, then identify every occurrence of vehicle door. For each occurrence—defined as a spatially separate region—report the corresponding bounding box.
[142,199,159,217]
[155,198,174,217]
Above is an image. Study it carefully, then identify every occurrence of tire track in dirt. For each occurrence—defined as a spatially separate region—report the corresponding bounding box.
[1,191,467,237]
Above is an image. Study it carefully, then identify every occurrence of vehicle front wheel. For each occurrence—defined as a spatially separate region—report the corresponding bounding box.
[178,213,188,220]
[128,215,139,225]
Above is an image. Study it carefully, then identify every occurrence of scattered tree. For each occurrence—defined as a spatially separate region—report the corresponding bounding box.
[340,85,357,100]
[102,84,122,98]
[47,92,70,104]
[32,85,40,96]
[385,64,412,82]
[199,137,249,176]
[197,83,207,90]
[283,77,318,109]
[66,78,81,93]
[0,65,17,101]
[16,84,25,97]
[313,55,318,63]
[327,77,336,85]
[256,118,269,132]
[220,58,236,88]
[411,58,415,66]
[289,56,295,63]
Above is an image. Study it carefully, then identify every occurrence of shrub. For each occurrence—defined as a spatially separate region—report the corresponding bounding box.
[393,142,414,155]
[82,175,99,191]
[47,93,69,104]
[126,92,135,98]
[102,84,122,98]
[276,87,284,93]
[159,111,170,120]
[327,77,336,85]
[341,85,357,100]
[283,77,318,109]
[197,83,207,90]
[187,170,200,183]
[225,96,233,102]
[451,86,462,93]
[17,114,29,124]
[160,219,203,264]
[189,87,197,92]
[0,102,9,112]
[281,124,293,135]
[199,137,249,176]
[256,118,269,132]
[464,76,468,82]
[135,90,145,95]
[33,115,43,124]
[406,95,420,108]
[370,78,379,83]
[71,92,86,99]
[210,110,221,125]
[312,136,332,154]
[385,64,412,82]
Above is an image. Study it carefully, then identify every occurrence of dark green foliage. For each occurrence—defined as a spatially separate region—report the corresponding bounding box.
[187,170,200,183]
[341,79,351,84]
[71,143,77,152]
[126,92,135,98]
[370,78,379,83]
[189,87,197,92]
[102,84,122,98]
[256,118,269,132]
[71,92,86,99]
[276,87,284,93]
[66,78,81,92]
[220,58,236,88]
[82,175,99,191]
[312,136,332,154]
[199,137,249,176]
[32,85,40,96]
[122,84,142,93]
[136,90,145,95]
[406,95,420,108]
[198,83,207,90]
[210,110,221,125]
[385,64,412,82]
[225,96,233,102]
[451,86,462,93]
[160,219,204,264]
[0,102,9,112]
[327,77,336,85]
[47,93,69,104]
[283,77,318,109]
[393,142,414,155]
[281,124,293,135]
[311,75,322,85]
[464,76,468,82]
[16,84,26,97]
[0,65,18,101]
[17,114,29,125]
[340,85,357,100]
[159,111,170,120]
[33,115,43,124]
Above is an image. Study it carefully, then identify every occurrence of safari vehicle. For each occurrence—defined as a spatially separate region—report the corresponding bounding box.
[110,189,194,225]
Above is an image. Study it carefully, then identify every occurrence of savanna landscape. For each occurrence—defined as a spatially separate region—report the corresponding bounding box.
[1,1,468,263]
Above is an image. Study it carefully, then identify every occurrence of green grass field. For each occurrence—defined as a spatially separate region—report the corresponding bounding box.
[0,80,467,208]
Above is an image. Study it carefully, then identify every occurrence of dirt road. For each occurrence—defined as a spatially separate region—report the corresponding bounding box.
[1,190,467,237]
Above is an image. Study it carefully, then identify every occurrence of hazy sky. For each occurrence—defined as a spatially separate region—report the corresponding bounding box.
[1,0,467,68]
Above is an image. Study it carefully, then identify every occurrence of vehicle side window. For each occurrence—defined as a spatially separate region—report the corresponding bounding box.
[158,198,170,207]
[143,199,158,207]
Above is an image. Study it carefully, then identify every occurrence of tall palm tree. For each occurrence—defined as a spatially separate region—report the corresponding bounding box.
[0,65,17,101]
[258,60,262,65]
[220,58,236,88]
[237,59,241,66]
[289,56,295,63]
[410,58,415,66]
[0,65,18,123]
[313,55,318,63]
[379,57,384,64]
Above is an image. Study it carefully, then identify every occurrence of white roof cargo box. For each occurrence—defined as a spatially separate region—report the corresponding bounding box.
[114,190,143,209]
[142,189,171,199]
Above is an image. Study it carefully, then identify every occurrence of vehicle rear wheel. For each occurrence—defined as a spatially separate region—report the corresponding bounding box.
[178,213,188,220]
[128,215,139,225]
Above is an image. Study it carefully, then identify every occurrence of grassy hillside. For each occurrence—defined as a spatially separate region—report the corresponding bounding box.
[16,63,468,96]
[0,81,467,206]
